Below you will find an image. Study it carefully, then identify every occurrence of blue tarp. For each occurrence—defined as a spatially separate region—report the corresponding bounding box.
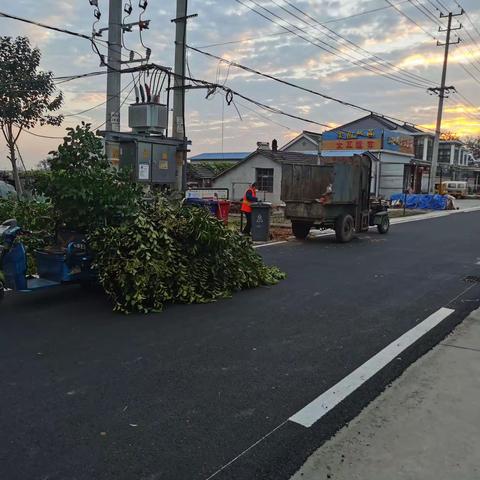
[390,193,448,210]
[0,180,16,199]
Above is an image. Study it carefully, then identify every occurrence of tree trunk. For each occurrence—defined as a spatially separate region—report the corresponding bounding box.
[8,142,23,197]
[5,124,23,197]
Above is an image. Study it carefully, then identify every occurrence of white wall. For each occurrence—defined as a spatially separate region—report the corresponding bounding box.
[377,152,411,199]
[212,153,284,204]
[283,137,318,153]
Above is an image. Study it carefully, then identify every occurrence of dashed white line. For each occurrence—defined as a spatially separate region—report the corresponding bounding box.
[289,307,455,428]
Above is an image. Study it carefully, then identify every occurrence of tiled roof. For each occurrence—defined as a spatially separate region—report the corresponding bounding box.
[213,149,318,179]
[187,164,215,179]
[334,113,424,134]
[260,150,318,164]
[189,152,251,161]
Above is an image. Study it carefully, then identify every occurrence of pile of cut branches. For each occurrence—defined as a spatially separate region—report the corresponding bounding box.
[89,199,285,313]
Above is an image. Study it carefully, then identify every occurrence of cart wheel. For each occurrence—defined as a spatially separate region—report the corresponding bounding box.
[335,214,354,243]
[292,221,312,240]
[377,215,390,234]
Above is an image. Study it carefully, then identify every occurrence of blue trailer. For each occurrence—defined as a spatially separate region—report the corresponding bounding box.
[0,219,95,301]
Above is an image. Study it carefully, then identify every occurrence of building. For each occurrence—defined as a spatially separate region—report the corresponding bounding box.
[186,163,216,188]
[212,143,317,204]
[187,152,251,188]
[428,139,479,188]
[438,140,471,167]
[280,130,322,154]
[321,113,435,198]
[189,152,251,163]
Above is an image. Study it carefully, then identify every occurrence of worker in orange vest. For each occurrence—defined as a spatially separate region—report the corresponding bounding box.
[241,182,258,235]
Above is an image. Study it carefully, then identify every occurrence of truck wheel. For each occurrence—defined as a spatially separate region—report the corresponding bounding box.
[292,221,312,240]
[377,215,390,234]
[0,280,4,302]
[335,214,354,243]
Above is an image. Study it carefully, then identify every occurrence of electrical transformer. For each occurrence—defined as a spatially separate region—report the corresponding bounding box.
[118,138,178,185]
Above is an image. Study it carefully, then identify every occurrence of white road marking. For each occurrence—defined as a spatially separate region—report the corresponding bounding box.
[289,307,455,428]
[253,241,288,249]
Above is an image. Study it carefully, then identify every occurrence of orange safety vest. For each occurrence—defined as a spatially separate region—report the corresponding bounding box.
[241,187,257,213]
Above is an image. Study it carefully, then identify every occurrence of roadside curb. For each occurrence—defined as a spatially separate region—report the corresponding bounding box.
[390,204,480,225]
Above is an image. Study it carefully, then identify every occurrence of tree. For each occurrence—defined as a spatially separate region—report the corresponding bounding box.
[440,131,460,142]
[47,122,108,172]
[465,137,480,161]
[36,123,140,233]
[36,159,50,171]
[0,36,63,196]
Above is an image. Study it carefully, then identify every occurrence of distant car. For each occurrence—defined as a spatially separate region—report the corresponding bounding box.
[0,180,16,199]
[442,181,467,199]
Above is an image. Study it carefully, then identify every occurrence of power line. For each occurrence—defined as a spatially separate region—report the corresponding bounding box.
[186,46,431,130]
[458,45,480,74]
[235,0,432,90]
[0,10,118,72]
[461,8,480,40]
[434,0,450,12]
[407,0,445,27]
[384,0,438,39]
[424,0,443,13]
[22,130,65,140]
[54,71,105,84]
[459,28,480,57]
[62,75,138,118]
[458,62,480,86]
[121,0,143,63]
[445,97,480,123]
[19,75,140,140]
[234,99,293,130]
[195,0,412,49]
[453,91,480,116]
[277,0,436,87]
[0,10,94,41]
[92,74,140,131]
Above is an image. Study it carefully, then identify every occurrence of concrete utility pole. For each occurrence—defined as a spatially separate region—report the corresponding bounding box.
[428,9,463,193]
[106,0,123,132]
[104,0,123,167]
[172,0,197,191]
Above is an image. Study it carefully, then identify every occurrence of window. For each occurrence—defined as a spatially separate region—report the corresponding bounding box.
[414,137,424,160]
[438,145,451,163]
[256,168,274,192]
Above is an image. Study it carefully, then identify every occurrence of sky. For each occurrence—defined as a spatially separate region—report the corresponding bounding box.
[1,0,480,169]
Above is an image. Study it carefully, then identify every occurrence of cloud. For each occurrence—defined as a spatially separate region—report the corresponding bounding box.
[1,0,480,169]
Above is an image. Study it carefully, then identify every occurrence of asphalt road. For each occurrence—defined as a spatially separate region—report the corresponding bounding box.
[1,211,480,480]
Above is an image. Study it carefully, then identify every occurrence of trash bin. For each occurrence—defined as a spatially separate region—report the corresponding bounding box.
[216,200,231,224]
[206,200,219,217]
[250,202,271,242]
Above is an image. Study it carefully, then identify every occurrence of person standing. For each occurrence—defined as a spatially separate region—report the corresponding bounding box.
[241,182,258,235]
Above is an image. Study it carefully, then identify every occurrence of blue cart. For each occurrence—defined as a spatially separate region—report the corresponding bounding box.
[0,219,95,301]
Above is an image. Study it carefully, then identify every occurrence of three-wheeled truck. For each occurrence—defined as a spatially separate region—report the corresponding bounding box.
[281,154,389,242]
